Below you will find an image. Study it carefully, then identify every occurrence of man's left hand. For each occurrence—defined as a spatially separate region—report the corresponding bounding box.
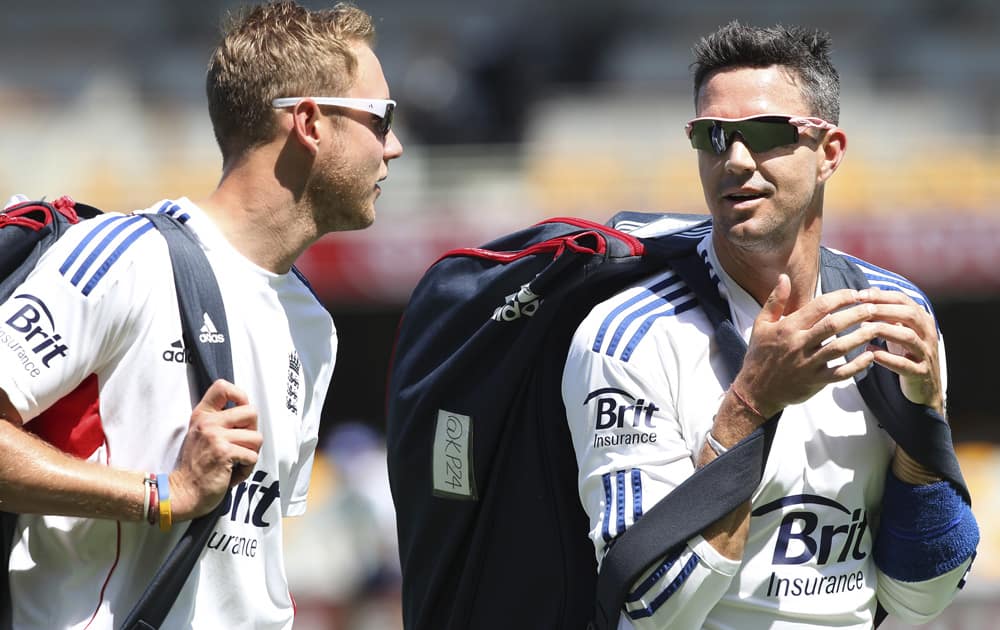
[859,287,944,414]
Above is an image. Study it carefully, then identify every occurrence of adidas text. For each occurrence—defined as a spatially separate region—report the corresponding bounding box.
[199,312,226,344]
[491,284,542,322]
[162,340,193,364]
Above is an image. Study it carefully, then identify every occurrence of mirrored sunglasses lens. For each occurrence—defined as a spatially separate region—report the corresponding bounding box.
[689,120,718,152]
[738,120,797,152]
[380,103,395,135]
[689,119,797,153]
[710,124,728,153]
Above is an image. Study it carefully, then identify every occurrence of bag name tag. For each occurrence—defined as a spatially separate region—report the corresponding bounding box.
[433,409,477,499]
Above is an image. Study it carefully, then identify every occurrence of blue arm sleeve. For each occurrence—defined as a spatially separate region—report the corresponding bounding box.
[874,469,979,582]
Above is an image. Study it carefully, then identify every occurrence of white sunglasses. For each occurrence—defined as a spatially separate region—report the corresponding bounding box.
[272,97,396,135]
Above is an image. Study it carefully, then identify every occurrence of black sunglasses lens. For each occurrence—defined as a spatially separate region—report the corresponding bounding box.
[689,120,719,152]
[738,119,797,152]
[380,103,395,135]
[690,118,797,153]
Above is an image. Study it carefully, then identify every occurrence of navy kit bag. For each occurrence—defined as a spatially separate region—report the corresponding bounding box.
[0,197,234,630]
[385,212,971,630]
[386,213,727,630]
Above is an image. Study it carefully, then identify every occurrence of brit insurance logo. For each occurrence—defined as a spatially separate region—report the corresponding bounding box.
[583,387,660,449]
[0,294,69,377]
[753,494,871,599]
[206,469,281,559]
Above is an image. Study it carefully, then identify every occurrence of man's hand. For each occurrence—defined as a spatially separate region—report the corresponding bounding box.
[168,379,262,521]
[732,274,883,418]
[858,287,945,483]
[859,287,944,414]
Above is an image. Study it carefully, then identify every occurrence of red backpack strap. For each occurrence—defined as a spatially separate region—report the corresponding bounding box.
[0,200,55,232]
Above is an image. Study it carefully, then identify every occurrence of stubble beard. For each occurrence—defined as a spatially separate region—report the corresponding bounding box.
[718,213,788,254]
[307,154,376,234]
[715,195,813,255]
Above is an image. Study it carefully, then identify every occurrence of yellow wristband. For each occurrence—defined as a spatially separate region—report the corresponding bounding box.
[156,473,173,532]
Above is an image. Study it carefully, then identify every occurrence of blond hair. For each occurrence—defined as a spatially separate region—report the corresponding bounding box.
[206,1,376,163]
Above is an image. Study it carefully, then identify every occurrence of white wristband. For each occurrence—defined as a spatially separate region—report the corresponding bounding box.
[706,431,729,456]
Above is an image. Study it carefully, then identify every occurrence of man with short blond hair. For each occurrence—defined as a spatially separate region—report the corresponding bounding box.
[0,2,402,627]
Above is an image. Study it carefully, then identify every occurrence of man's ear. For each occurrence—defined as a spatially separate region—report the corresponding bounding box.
[289,99,323,156]
[817,127,847,184]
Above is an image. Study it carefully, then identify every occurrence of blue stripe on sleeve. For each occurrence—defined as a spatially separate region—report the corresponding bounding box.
[606,286,692,358]
[627,554,700,619]
[627,545,684,602]
[593,275,681,353]
[620,298,699,362]
[158,202,190,223]
[69,215,147,288]
[80,220,157,295]
[632,469,643,522]
[837,253,933,314]
[602,473,613,543]
[616,470,626,538]
[59,215,125,275]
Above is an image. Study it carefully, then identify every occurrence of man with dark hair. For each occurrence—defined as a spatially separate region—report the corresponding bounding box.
[563,21,977,628]
[0,2,402,627]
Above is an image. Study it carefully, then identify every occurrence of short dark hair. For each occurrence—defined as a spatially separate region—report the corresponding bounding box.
[691,21,840,124]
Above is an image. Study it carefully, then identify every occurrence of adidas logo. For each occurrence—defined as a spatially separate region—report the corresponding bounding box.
[491,284,542,322]
[162,339,193,364]
[199,313,226,344]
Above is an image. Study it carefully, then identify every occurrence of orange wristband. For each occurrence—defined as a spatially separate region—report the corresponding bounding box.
[729,384,766,420]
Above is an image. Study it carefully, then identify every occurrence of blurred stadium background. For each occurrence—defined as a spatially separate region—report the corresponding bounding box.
[2,1,997,627]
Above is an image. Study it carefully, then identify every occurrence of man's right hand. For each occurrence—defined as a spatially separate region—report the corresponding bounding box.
[734,274,882,419]
[168,379,262,521]
[701,275,885,559]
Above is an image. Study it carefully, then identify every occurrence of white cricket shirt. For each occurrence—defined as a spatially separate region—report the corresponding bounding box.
[562,232,967,629]
[0,198,336,629]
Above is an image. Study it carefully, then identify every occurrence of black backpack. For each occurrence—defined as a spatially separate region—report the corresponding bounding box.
[385,212,970,630]
[0,197,234,630]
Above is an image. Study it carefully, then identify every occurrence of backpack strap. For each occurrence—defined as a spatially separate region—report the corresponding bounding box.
[818,248,970,503]
[591,248,781,630]
[819,248,970,629]
[121,213,233,630]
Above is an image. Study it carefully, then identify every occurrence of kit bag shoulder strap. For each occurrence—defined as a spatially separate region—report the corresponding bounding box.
[121,213,234,630]
[591,248,781,629]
